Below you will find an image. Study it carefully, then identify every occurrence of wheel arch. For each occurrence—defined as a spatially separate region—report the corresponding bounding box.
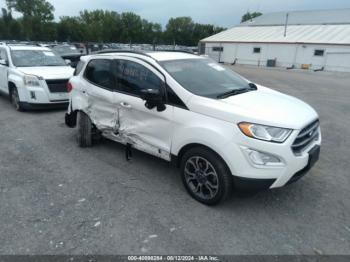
[175,143,230,174]
[8,81,16,93]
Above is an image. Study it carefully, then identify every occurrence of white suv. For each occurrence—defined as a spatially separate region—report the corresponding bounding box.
[0,44,74,111]
[65,51,321,205]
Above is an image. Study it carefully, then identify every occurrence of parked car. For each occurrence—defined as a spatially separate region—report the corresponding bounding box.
[0,43,74,111]
[51,44,83,68]
[65,51,321,205]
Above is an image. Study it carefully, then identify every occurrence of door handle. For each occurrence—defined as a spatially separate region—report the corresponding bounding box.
[120,102,132,109]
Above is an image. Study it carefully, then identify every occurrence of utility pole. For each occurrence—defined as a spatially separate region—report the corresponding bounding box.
[284,12,289,37]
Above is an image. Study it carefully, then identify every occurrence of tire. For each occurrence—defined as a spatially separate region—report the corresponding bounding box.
[180,146,233,205]
[10,86,24,112]
[77,111,92,147]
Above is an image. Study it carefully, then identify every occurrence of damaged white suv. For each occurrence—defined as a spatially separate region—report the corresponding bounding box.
[65,51,321,205]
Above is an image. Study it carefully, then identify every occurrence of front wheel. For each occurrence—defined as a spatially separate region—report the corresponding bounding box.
[10,87,24,111]
[180,147,233,205]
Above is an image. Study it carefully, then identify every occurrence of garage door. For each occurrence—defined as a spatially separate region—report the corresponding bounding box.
[325,53,350,72]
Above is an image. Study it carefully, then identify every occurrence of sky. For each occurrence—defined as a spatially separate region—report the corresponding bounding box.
[2,0,350,28]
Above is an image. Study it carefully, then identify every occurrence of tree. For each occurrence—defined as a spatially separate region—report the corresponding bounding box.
[6,0,55,40]
[120,12,143,44]
[0,1,227,45]
[192,23,225,45]
[6,0,54,22]
[141,19,162,44]
[0,8,12,39]
[241,11,262,23]
[57,16,83,42]
[165,17,195,46]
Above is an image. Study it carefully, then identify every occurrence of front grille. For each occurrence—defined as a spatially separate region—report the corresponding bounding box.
[292,120,320,155]
[46,79,68,93]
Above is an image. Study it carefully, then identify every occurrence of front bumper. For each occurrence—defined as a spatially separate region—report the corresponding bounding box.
[17,82,69,105]
[232,144,321,191]
[220,127,322,190]
[20,101,69,110]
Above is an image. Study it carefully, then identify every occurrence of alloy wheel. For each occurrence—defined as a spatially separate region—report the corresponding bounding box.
[184,156,219,200]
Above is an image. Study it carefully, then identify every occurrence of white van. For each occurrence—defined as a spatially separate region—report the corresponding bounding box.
[65,51,321,205]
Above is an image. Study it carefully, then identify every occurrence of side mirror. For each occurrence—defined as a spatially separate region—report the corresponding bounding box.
[0,59,8,66]
[65,59,72,65]
[140,88,166,112]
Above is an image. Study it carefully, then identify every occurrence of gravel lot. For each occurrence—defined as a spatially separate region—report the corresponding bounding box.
[0,65,349,255]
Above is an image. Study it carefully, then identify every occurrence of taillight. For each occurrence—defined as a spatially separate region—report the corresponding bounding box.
[67,82,73,92]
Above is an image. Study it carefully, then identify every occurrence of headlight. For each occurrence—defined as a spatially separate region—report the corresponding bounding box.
[24,75,41,87]
[238,122,292,143]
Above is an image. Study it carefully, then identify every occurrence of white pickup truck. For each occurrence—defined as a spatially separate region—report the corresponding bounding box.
[0,43,74,111]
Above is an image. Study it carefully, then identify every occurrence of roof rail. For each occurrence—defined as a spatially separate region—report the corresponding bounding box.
[96,48,196,57]
[96,49,153,58]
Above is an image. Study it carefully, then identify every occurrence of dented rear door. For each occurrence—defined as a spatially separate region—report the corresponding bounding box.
[83,58,118,131]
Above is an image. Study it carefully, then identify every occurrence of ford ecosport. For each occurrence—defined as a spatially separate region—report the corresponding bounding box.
[65,51,321,205]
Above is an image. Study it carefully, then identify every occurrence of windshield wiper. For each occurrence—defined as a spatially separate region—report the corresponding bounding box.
[217,88,249,99]
[217,83,258,99]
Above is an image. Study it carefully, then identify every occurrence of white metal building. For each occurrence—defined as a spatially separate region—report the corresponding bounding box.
[200,9,350,72]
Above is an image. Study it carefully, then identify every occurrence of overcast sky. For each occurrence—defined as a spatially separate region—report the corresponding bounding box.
[2,0,350,28]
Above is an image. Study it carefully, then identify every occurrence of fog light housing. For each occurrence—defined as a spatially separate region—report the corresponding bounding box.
[246,149,283,166]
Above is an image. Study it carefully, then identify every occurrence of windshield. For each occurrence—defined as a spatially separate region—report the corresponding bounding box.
[11,50,67,67]
[52,45,79,55]
[160,58,250,98]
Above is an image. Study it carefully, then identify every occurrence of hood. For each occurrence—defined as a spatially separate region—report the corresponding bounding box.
[18,66,74,80]
[188,85,318,130]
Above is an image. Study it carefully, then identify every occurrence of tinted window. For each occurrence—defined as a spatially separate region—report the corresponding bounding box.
[74,61,85,76]
[253,47,261,53]
[212,47,223,52]
[115,60,162,96]
[85,59,114,89]
[167,84,187,109]
[314,50,324,56]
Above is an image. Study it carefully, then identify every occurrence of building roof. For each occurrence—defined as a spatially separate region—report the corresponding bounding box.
[241,9,350,26]
[201,9,350,45]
